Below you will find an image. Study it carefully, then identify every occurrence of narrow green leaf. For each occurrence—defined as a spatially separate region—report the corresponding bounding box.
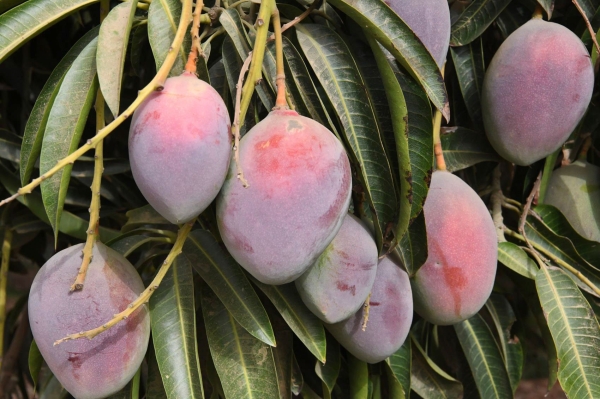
[253,280,326,363]
[97,0,138,117]
[147,345,168,399]
[201,283,280,399]
[110,235,171,257]
[533,204,600,268]
[324,0,449,120]
[536,265,600,398]
[454,314,512,399]
[450,0,512,46]
[396,211,428,276]
[272,329,294,399]
[386,339,411,395]
[28,339,43,391]
[150,255,204,399]
[148,0,190,76]
[39,375,68,399]
[536,0,554,18]
[485,294,524,393]
[39,37,98,243]
[20,28,98,186]
[495,3,529,39]
[183,230,276,346]
[315,334,340,393]
[411,340,463,399]
[296,24,397,251]
[441,126,500,172]
[0,0,98,64]
[450,38,485,129]
[497,241,538,279]
[291,354,303,396]
[577,0,600,20]
[0,162,118,241]
[122,204,170,232]
[348,354,369,399]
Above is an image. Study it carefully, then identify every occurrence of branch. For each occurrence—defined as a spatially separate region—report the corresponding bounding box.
[572,0,600,58]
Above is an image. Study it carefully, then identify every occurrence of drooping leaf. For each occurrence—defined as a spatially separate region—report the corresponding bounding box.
[291,354,303,396]
[39,36,98,243]
[20,27,98,186]
[536,0,554,18]
[315,334,340,393]
[533,204,600,269]
[454,314,512,399]
[396,211,428,276]
[0,0,98,64]
[440,127,500,172]
[183,230,276,346]
[272,329,294,399]
[110,235,172,257]
[0,162,119,241]
[122,204,171,232]
[495,3,529,39]
[201,283,280,399]
[450,38,485,129]
[150,255,204,399]
[386,339,411,396]
[297,23,397,251]
[450,0,513,46]
[148,0,190,76]
[411,339,463,399]
[324,0,449,120]
[147,344,168,399]
[536,265,600,398]
[348,354,369,399]
[253,280,327,363]
[28,339,43,391]
[497,241,538,279]
[485,294,524,393]
[97,0,138,117]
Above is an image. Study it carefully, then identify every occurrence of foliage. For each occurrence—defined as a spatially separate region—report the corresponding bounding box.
[0,0,599,398]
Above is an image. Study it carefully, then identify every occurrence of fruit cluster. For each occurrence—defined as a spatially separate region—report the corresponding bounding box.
[26,0,599,397]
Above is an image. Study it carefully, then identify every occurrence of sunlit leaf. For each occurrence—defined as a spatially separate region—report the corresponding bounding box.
[497,241,538,279]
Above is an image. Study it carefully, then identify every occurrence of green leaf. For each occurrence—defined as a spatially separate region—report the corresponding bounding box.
[253,280,326,363]
[396,211,428,276]
[348,354,369,399]
[39,37,98,243]
[533,204,600,269]
[148,0,190,77]
[272,329,294,399]
[325,0,449,120]
[201,283,280,399]
[150,255,204,399]
[497,241,538,279]
[495,3,529,39]
[97,0,138,117]
[122,204,171,232]
[147,345,168,399]
[315,334,340,393]
[536,265,600,398]
[291,354,303,396]
[536,0,554,18]
[0,129,20,162]
[450,0,512,46]
[110,235,172,257]
[28,339,43,391]
[386,339,411,395]
[20,27,98,186]
[0,162,119,242]
[576,0,600,20]
[183,230,276,346]
[441,127,500,172]
[0,0,98,64]
[454,314,512,399]
[410,339,463,399]
[450,38,485,129]
[296,24,397,251]
[485,294,524,393]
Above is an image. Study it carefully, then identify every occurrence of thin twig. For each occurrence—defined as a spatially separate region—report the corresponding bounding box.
[55,221,194,345]
[267,0,322,41]
[572,0,600,57]
[518,172,542,250]
[185,0,205,73]
[0,0,194,209]
[232,53,253,188]
[490,166,506,242]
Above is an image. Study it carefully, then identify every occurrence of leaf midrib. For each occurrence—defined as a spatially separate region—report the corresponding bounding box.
[463,319,501,398]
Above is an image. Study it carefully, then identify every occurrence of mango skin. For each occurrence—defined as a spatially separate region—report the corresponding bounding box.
[385,0,450,67]
[481,19,594,166]
[326,256,413,364]
[545,160,600,242]
[411,171,497,326]
[295,214,378,324]
[129,72,231,224]
[28,243,150,399]
[217,109,352,285]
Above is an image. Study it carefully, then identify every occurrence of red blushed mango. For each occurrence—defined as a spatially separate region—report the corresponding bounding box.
[411,171,497,325]
[129,71,231,224]
[482,19,594,166]
[28,243,150,399]
[295,214,378,324]
[326,256,413,364]
[216,109,352,285]
[385,0,450,68]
